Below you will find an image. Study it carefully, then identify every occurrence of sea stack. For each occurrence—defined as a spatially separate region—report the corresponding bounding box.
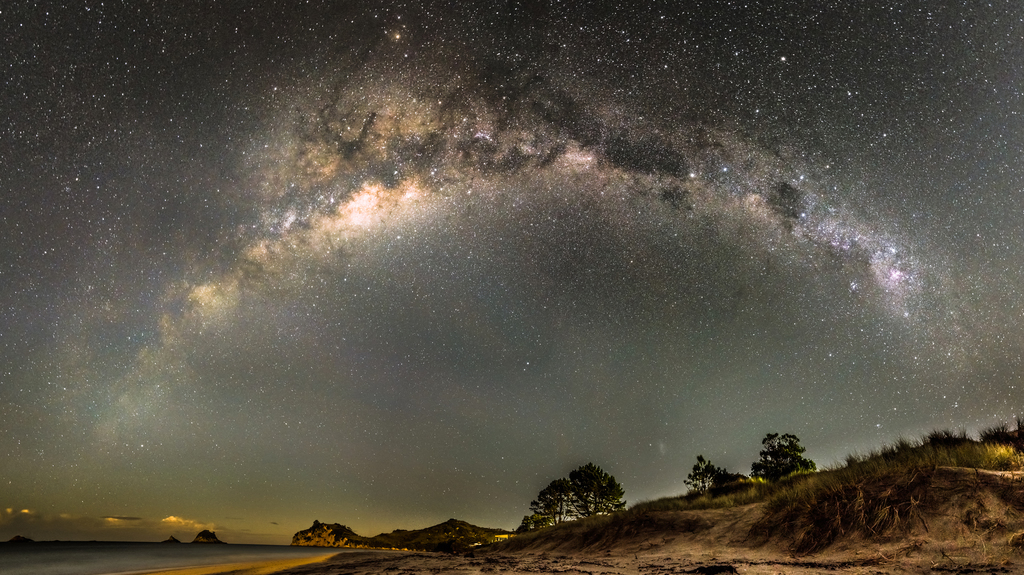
[191,530,226,544]
[161,535,181,543]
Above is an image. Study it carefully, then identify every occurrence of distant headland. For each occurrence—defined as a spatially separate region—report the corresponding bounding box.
[292,518,512,552]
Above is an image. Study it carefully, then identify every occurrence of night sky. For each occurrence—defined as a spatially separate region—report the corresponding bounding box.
[2,1,1023,545]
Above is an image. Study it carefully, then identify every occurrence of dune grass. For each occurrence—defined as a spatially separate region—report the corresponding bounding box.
[501,422,1024,554]
[629,477,773,514]
[751,427,1024,552]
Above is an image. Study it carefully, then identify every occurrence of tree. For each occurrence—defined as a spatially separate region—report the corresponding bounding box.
[750,432,816,482]
[526,463,626,527]
[567,462,626,518]
[684,455,727,495]
[517,513,552,532]
[529,477,573,525]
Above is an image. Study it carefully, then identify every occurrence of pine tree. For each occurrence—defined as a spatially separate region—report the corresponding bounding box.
[567,463,626,517]
[526,463,626,526]
[529,477,573,525]
[684,455,727,494]
[750,432,816,482]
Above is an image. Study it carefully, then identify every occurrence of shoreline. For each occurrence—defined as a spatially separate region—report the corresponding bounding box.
[114,552,339,575]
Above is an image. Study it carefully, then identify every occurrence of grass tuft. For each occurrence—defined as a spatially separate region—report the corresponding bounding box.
[924,428,972,448]
[979,417,1024,453]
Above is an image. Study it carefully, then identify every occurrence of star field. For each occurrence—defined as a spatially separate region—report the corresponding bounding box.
[1,1,1023,544]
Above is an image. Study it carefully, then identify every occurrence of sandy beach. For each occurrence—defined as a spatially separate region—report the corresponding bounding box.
[138,547,1019,575]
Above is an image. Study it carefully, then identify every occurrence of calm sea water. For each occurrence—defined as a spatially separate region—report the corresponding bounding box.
[0,541,343,575]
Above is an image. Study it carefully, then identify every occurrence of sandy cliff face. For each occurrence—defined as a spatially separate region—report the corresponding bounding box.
[291,520,365,547]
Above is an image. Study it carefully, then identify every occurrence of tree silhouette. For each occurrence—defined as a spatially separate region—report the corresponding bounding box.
[567,462,626,517]
[525,463,626,527]
[750,432,816,482]
[529,477,573,525]
[517,513,553,532]
[684,455,727,494]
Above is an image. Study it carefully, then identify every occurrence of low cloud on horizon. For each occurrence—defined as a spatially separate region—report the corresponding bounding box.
[0,508,282,544]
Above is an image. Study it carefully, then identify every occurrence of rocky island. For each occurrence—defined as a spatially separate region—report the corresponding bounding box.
[191,530,225,544]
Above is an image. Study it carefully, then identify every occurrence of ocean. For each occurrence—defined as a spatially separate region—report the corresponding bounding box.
[0,541,342,575]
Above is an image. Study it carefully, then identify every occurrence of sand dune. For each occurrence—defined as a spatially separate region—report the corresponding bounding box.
[156,466,1024,574]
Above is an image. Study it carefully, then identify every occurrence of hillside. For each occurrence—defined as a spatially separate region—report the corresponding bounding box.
[292,518,512,552]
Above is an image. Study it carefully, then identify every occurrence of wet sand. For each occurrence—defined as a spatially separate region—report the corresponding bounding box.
[122,552,338,575]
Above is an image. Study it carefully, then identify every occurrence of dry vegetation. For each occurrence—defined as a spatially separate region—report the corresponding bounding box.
[753,428,1024,551]
[499,422,1024,556]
